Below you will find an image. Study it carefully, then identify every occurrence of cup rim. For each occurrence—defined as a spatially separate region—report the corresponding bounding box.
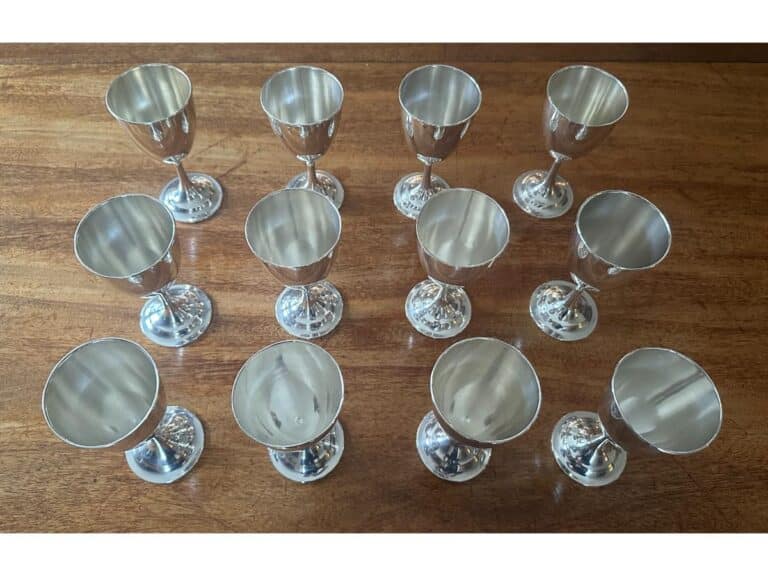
[231,339,345,451]
[105,63,193,126]
[259,65,344,128]
[546,64,629,128]
[429,337,542,447]
[575,189,672,272]
[41,337,161,450]
[398,63,482,127]
[610,347,723,455]
[416,188,510,272]
[244,187,342,271]
[74,193,176,281]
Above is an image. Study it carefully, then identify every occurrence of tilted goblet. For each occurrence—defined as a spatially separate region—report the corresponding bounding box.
[394,64,482,219]
[513,65,628,219]
[74,194,212,347]
[260,66,345,209]
[530,190,671,341]
[106,63,222,223]
[417,337,541,482]
[245,188,342,339]
[406,188,509,339]
[42,337,204,484]
[232,340,345,483]
[552,347,722,487]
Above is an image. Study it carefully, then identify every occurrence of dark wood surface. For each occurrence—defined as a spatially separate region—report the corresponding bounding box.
[1,45,766,532]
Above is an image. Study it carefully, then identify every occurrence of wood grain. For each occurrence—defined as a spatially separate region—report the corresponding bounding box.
[0,46,766,532]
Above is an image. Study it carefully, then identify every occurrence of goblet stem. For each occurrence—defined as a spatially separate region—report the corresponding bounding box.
[168,163,200,204]
[139,283,213,347]
[537,157,564,197]
[154,285,184,325]
[305,161,319,189]
[416,411,491,482]
[268,420,345,483]
[421,162,434,194]
[405,278,472,339]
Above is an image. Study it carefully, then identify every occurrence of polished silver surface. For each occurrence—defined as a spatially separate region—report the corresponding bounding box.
[530,190,671,341]
[394,64,481,219]
[232,340,345,483]
[552,347,722,487]
[261,66,345,209]
[42,338,204,484]
[74,194,212,347]
[106,63,222,223]
[245,187,342,339]
[406,188,509,339]
[513,65,628,219]
[417,338,541,482]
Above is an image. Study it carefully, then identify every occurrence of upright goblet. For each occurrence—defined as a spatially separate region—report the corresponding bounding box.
[42,337,204,484]
[105,63,222,223]
[260,66,345,209]
[232,340,345,483]
[406,188,509,339]
[74,194,212,347]
[513,65,629,219]
[552,347,722,487]
[394,64,482,219]
[530,190,671,342]
[417,337,541,482]
[245,188,342,339]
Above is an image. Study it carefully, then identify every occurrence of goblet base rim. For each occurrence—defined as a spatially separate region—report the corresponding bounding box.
[268,420,345,483]
[275,280,343,340]
[287,169,344,210]
[160,172,223,223]
[393,171,449,220]
[529,280,597,341]
[416,411,491,483]
[140,283,213,347]
[512,169,573,219]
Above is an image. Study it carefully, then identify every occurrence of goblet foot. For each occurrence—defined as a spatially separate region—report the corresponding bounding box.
[512,169,573,219]
[405,278,471,339]
[140,283,213,347]
[276,280,343,339]
[393,171,449,220]
[125,405,205,484]
[529,280,597,341]
[551,411,626,487]
[416,411,490,482]
[287,169,344,209]
[160,172,223,223]
[268,420,345,483]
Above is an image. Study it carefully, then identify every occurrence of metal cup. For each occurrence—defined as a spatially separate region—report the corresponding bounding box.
[42,337,204,484]
[513,65,628,219]
[245,188,342,339]
[394,64,482,219]
[106,63,223,223]
[74,194,213,347]
[261,66,345,209]
[552,347,723,487]
[232,340,345,483]
[416,337,541,482]
[406,188,509,339]
[530,190,671,341]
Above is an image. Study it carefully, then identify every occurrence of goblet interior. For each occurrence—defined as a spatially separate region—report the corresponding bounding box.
[548,65,628,127]
[42,338,159,448]
[261,66,343,126]
[400,64,481,126]
[106,63,191,124]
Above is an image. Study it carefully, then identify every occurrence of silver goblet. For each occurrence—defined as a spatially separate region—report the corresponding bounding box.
[105,63,222,223]
[394,64,482,219]
[513,65,628,219]
[552,347,722,487]
[406,188,509,339]
[417,337,541,482]
[232,340,345,484]
[74,194,212,348]
[42,337,204,484]
[260,66,345,209]
[245,188,342,339]
[530,190,671,341]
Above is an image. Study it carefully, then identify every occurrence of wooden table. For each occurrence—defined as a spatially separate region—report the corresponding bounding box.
[1,44,766,532]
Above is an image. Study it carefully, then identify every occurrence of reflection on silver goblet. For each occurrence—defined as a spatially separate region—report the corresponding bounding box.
[260,66,345,209]
[406,188,509,339]
[74,194,212,347]
[42,338,204,484]
[394,64,482,219]
[106,63,222,223]
[245,188,342,339]
[530,190,671,342]
[232,340,345,483]
[416,337,541,482]
[552,347,722,487]
[513,65,628,219]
